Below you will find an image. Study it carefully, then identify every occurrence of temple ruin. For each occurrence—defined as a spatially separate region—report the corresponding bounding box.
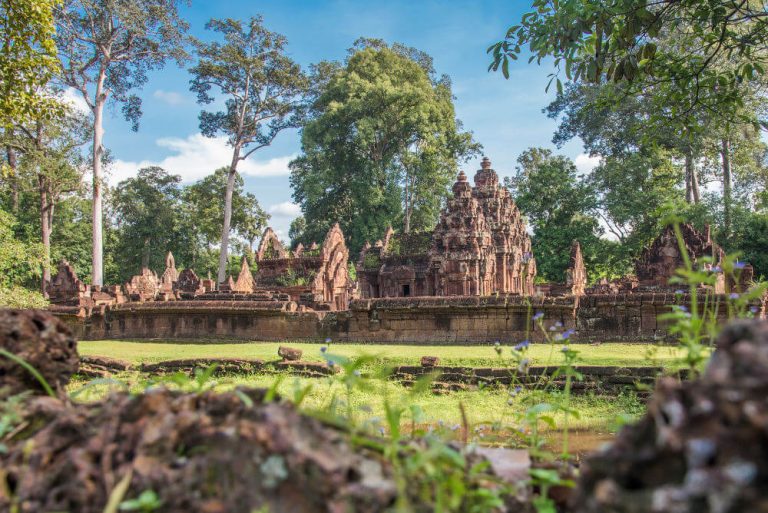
[43,157,764,343]
[358,157,537,298]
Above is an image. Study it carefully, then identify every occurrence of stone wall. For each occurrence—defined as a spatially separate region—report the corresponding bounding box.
[57,301,326,341]
[56,292,766,343]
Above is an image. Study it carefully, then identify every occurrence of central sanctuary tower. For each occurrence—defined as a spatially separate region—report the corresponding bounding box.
[358,157,537,298]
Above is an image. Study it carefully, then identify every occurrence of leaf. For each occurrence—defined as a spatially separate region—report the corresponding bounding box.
[0,349,55,397]
[103,468,133,513]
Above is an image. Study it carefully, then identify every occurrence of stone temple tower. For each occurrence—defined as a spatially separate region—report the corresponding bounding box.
[472,157,536,295]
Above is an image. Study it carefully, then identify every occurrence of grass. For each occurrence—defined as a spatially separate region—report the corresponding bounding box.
[78,340,696,369]
[70,339,675,447]
[68,370,644,445]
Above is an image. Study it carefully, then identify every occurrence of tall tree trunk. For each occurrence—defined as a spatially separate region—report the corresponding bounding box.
[217,147,241,283]
[39,178,51,297]
[141,238,150,268]
[91,95,106,286]
[691,162,701,204]
[6,143,18,212]
[403,187,411,234]
[684,151,700,204]
[721,138,732,236]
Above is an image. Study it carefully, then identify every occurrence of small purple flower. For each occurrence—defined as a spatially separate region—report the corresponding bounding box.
[729,293,740,300]
[514,340,530,351]
[750,306,759,314]
[518,358,530,372]
[327,359,336,367]
[494,340,500,346]
[675,289,685,295]
[533,311,544,321]
[379,427,386,436]
[353,370,361,377]
[320,346,327,353]
[734,261,747,270]
[712,266,722,273]
[549,325,557,332]
[561,346,570,353]
[324,337,332,344]
[555,321,563,328]
[450,424,460,431]
[562,329,575,340]
[678,305,689,313]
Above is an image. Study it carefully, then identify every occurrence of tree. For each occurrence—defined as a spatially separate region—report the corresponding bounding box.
[55,0,189,285]
[290,40,479,252]
[4,100,89,292]
[489,0,768,122]
[507,148,604,281]
[587,151,683,271]
[288,216,307,248]
[111,167,182,276]
[189,17,307,283]
[182,167,269,260]
[0,0,59,127]
[0,209,43,287]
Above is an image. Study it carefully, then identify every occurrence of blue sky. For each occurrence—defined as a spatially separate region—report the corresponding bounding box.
[94,0,595,241]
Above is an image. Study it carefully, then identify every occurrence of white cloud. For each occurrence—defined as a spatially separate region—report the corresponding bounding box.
[268,201,301,218]
[574,153,601,175]
[59,88,90,114]
[109,133,296,184]
[153,89,185,106]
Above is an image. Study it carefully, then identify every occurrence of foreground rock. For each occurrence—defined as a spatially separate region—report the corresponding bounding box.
[0,388,531,513]
[572,320,768,513]
[0,389,403,512]
[0,309,78,398]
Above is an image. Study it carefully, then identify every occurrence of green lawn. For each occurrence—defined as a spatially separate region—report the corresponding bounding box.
[73,340,695,444]
[78,340,694,369]
[68,369,643,441]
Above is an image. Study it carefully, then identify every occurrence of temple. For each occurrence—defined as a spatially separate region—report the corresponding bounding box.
[357,157,537,298]
[44,156,763,343]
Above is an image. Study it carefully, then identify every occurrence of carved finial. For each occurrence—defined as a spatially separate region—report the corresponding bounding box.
[457,170,467,182]
[165,251,175,268]
[481,156,491,170]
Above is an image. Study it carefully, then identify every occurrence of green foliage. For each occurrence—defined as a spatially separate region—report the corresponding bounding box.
[490,0,768,122]
[0,209,43,288]
[729,210,768,279]
[363,253,381,270]
[119,490,162,512]
[190,17,307,147]
[288,216,307,248]
[104,167,269,283]
[182,168,269,252]
[56,0,190,131]
[0,286,48,309]
[0,0,60,128]
[291,40,479,253]
[189,16,307,281]
[274,268,314,287]
[0,392,29,454]
[111,167,182,274]
[507,148,604,282]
